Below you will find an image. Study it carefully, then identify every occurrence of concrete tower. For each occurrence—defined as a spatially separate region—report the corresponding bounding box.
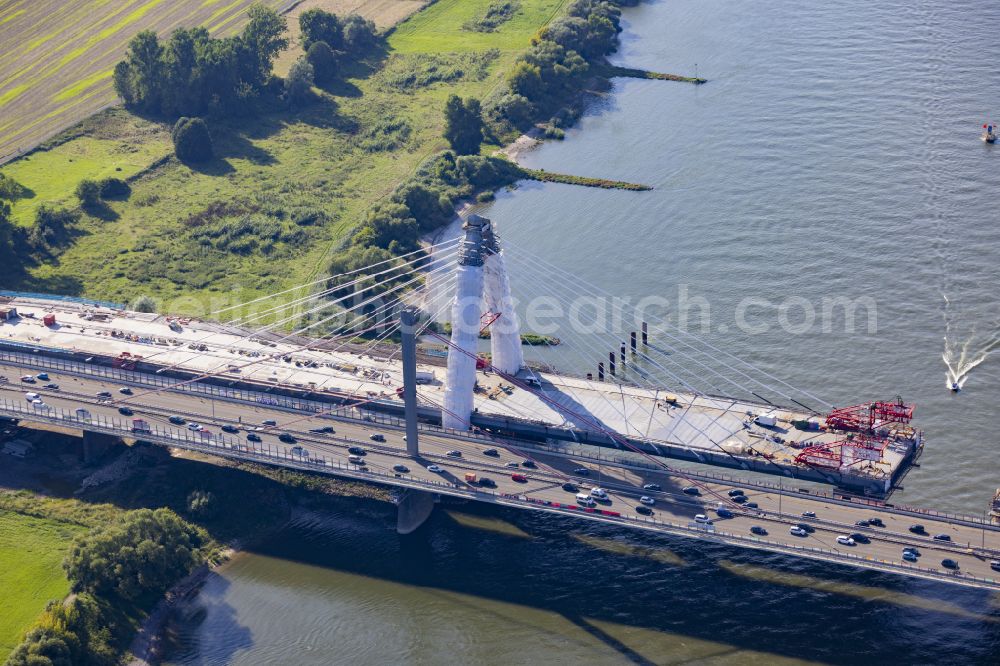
[481,221,523,375]
[442,216,488,430]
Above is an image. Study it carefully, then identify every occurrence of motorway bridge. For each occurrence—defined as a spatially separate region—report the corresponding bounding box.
[2,348,1000,591]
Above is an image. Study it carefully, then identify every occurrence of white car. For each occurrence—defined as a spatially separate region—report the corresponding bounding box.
[32,401,49,409]
[24,392,40,401]
[639,496,655,506]
[789,526,808,537]
[836,535,856,546]
[590,488,608,499]
[694,514,711,523]
[426,464,443,473]
[187,423,203,431]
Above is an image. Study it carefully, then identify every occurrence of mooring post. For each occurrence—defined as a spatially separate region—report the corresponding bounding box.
[642,321,648,346]
[630,331,637,354]
[598,362,605,381]
[609,351,616,376]
[400,307,420,456]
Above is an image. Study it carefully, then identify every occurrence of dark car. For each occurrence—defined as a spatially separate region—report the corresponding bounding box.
[118,407,134,416]
[247,433,262,443]
[278,433,296,444]
[446,450,462,458]
[941,558,959,570]
[43,383,59,390]
[868,517,885,527]
[797,523,816,533]
[645,483,663,492]
[478,477,497,488]
[909,524,926,534]
[221,425,240,434]
[716,508,734,518]
[369,433,386,442]
[751,526,768,536]
[745,502,759,509]
[118,387,132,395]
[483,448,500,457]
[636,505,653,515]
[933,533,952,542]
[732,495,749,504]
[573,467,590,476]
[96,391,112,399]
[682,486,699,495]
[393,464,410,473]
[562,482,578,492]
[348,446,367,456]
[36,373,49,381]
[728,489,745,497]
[169,416,186,425]
[521,459,537,468]
[850,532,870,544]
[855,520,870,528]
[261,419,277,427]
[310,426,335,434]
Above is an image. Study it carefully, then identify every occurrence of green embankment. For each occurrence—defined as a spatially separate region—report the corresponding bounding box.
[0,511,84,662]
[606,65,706,84]
[521,168,652,191]
[0,0,570,314]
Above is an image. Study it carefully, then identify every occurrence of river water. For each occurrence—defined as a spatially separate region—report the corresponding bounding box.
[165,1,1000,663]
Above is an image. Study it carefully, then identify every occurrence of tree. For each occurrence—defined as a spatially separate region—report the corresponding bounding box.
[240,3,287,87]
[75,180,101,208]
[161,27,209,116]
[285,57,315,106]
[116,30,164,112]
[64,508,209,600]
[342,14,378,53]
[30,206,78,249]
[299,8,343,50]
[187,490,218,518]
[443,95,484,155]
[507,61,544,100]
[172,117,214,163]
[306,40,337,85]
[394,183,451,231]
[0,172,28,201]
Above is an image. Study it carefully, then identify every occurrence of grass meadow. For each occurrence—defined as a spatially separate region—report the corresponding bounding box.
[0,511,83,662]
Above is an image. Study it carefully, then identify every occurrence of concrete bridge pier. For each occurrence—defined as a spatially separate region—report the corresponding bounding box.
[396,488,437,534]
[82,431,120,464]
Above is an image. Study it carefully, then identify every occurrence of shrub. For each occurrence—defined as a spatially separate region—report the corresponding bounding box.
[306,40,337,84]
[98,177,130,199]
[132,295,157,312]
[30,206,79,249]
[187,490,218,518]
[75,180,101,208]
[172,117,213,163]
[285,57,315,107]
[0,172,28,201]
[342,14,377,53]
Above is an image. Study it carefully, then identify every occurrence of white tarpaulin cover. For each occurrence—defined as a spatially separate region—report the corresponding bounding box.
[443,263,483,430]
[482,251,523,375]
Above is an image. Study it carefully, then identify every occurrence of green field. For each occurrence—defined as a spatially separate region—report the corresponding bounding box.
[0,0,567,315]
[0,511,83,662]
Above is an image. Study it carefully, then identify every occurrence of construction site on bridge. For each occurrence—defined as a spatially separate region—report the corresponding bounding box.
[0,250,922,499]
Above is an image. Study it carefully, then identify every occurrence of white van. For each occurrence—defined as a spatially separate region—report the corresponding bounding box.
[24,392,39,401]
[576,493,596,507]
[590,487,608,500]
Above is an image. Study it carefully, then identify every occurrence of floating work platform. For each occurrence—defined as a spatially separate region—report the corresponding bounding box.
[0,296,920,497]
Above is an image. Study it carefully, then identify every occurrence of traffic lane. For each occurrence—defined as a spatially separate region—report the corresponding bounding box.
[8,392,997,581]
[6,365,1000,561]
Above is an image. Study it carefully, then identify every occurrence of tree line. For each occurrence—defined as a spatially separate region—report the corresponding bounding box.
[113,4,378,119]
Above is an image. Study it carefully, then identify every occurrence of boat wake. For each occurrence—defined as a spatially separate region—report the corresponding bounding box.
[941,292,1000,390]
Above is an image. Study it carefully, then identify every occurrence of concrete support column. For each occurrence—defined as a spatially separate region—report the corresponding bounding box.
[400,307,420,456]
[396,488,436,534]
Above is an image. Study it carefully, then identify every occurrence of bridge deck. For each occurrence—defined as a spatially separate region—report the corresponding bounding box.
[0,297,914,494]
[1,353,997,591]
